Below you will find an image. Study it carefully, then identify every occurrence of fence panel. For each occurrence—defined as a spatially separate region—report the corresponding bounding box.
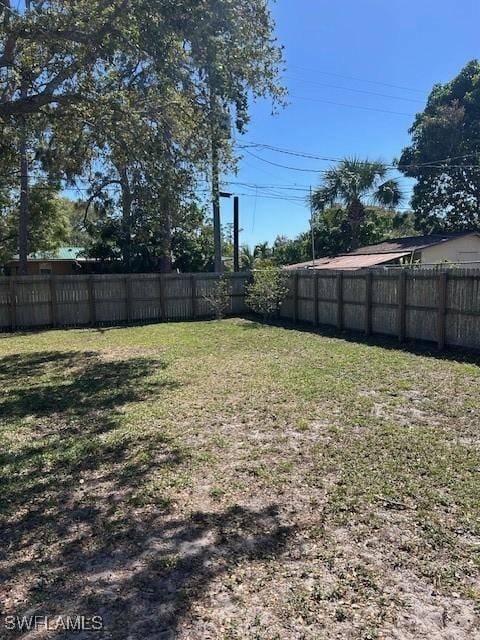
[0,272,251,331]
[1,268,479,350]
[279,267,480,350]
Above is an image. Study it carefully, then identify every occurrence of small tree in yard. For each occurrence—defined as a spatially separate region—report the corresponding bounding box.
[246,267,289,320]
[204,277,231,319]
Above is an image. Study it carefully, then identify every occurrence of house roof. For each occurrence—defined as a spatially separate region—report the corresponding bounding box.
[10,246,88,261]
[284,252,411,271]
[285,232,480,271]
[347,232,478,256]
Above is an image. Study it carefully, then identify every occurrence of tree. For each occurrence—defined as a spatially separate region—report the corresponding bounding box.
[1,0,284,273]
[240,246,256,271]
[268,207,416,266]
[398,60,480,233]
[0,185,70,263]
[312,159,403,250]
[245,267,289,320]
[203,277,231,319]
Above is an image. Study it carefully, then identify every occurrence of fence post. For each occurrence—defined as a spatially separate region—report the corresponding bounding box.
[88,276,96,326]
[191,274,197,319]
[314,271,319,325]
[364,270,372,336]
[437,271,447,350]
[336,272,343,331]
[125,276,132,324]
[9,277,17,331]
[49,276,57,328]
[398,270,407,343]
[159,274,166,321]
[292,272,299,323]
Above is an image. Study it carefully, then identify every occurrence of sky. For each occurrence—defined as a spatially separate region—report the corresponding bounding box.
[218,0,480,248]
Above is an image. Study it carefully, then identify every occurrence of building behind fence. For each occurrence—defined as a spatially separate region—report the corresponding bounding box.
[0,268,479,351]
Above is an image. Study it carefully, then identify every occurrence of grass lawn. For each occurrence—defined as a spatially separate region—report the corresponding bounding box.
[1,318,479,639]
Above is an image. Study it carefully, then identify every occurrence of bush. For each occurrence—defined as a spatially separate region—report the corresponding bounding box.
[245,267,289,319]
[204,276,231,319]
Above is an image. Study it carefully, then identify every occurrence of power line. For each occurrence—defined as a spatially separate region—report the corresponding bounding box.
[239,141,480,170]
[290,94,416,117]
[244,149,323,173]
[285,75,425,104]
[288,64,427,95]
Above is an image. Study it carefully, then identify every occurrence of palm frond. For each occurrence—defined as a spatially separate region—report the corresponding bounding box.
[373,179,403,208]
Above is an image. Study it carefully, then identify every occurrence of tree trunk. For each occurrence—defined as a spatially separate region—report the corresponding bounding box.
[348,199,365,250]
[159,206,172,273]
[18,119,29,275]
[119,166,133,271]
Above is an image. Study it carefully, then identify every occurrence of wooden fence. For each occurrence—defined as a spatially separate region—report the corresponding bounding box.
[1,268,479,351]
[280,268,480,351]
[0,272,250,330]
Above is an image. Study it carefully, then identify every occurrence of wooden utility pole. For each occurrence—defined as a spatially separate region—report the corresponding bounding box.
[233,196,240,272]
[18,0,31,276]
[310,186,315,266]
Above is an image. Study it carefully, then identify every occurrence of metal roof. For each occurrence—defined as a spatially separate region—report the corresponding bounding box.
[285,252,411,271]
[347,232,479,256]
[10,246,88,261]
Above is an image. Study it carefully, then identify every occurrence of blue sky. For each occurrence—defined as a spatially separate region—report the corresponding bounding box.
[219,0,480,247]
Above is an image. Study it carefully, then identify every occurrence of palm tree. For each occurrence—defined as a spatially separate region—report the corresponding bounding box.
[240,245,256,270]
[312,159,403,250]
[254,241,271,260]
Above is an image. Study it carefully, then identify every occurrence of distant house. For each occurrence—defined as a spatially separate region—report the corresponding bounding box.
[285,232,480,271]
[4,246,94,276]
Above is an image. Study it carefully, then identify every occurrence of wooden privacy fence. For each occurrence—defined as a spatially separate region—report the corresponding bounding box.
[280,268,480,351]
[0,272,250,330]
[1,268,479,351]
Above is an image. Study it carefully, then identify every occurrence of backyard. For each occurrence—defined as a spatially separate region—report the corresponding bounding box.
[0,318,479,639]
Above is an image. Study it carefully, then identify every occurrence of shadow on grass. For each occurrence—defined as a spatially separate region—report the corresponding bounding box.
[0,350,181,525]
[0,353,293,638]
[239,314,480,366]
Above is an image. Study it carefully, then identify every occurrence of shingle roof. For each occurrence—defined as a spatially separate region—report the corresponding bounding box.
[347,232,478,255]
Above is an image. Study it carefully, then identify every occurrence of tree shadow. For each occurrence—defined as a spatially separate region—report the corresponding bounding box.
[4,503,293,639]
[239,314,480,366]
[0,351,296,639]
[0,350,182,534]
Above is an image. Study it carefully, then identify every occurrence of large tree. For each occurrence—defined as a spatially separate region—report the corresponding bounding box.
[311,159,403,250]
[398,60,480,233]
[1,0,284,272]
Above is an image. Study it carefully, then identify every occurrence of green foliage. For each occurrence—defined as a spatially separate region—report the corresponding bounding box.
[245,267,289,318]
[312,159,403,250]
[398,60,480,233]
[268,207,416,266]
[1,0,284,270]
[0,185,70,263]
[203,277,231,319]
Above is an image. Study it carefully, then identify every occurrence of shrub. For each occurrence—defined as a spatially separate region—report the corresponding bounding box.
[204,276,231,319]
[245,267,289,319]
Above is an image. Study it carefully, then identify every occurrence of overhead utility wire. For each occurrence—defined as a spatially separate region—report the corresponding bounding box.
[239,143,480,170]
[288,65,427,95]
[290,94,416,117]
[284,76,425,104]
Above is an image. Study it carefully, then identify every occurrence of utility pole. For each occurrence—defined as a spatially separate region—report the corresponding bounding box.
[18,0,31,276]
[310,186,315,266]
[233,196,239,272]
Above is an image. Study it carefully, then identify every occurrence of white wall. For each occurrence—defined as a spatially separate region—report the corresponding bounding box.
[421,234,480,264]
